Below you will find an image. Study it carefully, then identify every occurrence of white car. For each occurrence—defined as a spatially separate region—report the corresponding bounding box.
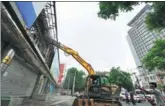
[73,92,80,97]
[145,94,156,102]
[133,94,143,103]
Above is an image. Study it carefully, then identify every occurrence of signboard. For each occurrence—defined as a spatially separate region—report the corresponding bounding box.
[58,64,65,84]
[15,2,47,28]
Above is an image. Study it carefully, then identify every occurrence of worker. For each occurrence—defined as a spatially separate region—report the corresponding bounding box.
[125,90,130,104]
[85,77,93,94]
[130,91,136,106]
[138,82,165,106]
[162,85,165,102]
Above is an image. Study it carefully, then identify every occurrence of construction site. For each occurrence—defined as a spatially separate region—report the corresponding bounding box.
[1,1,165,106]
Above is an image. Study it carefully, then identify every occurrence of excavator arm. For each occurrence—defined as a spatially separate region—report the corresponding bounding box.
[44,36,122,106]
[44,36,95,75]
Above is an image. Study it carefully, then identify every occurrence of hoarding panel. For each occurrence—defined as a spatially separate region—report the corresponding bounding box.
[58,64,66,84]
[15,2,47,28]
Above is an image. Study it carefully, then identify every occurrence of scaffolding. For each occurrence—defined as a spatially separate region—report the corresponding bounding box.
[29,2,59,68]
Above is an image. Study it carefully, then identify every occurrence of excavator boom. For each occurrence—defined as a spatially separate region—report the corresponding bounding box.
[44,36,95,75]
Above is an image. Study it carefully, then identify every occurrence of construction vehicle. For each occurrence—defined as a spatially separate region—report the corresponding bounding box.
[44,36,122,106]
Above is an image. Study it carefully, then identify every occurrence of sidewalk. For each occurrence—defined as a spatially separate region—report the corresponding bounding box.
[47,95,76,105]
[21,95,75,106]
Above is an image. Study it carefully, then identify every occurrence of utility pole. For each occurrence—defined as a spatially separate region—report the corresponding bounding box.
[67,75,70,92]
[72,71,76,95]
[132,72,140,86]
[117,69,132,82]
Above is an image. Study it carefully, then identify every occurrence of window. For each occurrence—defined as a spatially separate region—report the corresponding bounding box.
[152,76,155,80]
[146,77,149,81]
[145,77,149,81]
[150,76,153,80]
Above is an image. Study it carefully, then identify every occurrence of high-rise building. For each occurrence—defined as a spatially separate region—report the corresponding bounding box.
[127,4,165,88]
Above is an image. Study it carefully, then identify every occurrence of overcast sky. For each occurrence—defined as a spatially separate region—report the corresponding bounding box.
[56,2,146,73]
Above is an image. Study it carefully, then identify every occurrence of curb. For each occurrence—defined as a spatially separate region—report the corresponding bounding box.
[49,100,69,106]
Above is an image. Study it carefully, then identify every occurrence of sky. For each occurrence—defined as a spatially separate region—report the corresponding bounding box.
[56,2,146,73]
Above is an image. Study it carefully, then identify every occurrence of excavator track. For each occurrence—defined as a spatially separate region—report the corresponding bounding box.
[72,97,122,106]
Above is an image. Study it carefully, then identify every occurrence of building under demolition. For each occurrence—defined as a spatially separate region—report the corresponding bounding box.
[1,1,60,105]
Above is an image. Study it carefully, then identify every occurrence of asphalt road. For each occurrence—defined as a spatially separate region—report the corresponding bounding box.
[53,96,151,106]
[59,101,151,106]
[121,101,151,106]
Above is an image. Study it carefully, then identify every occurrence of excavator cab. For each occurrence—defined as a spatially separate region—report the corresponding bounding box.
[85,75,119,100]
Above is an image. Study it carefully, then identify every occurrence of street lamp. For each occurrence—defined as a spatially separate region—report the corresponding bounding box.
[67,75,70,92]
[72,71,76,95]
[62,74,71,95]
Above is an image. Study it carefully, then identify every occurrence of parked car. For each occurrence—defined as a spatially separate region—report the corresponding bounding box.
[133,94,143,103]
[145,94,156,102]
[60,91,67,95]
[73,92,80,97]
[120,90,144,103]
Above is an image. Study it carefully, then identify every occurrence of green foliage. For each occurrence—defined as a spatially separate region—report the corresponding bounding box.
[98,2,139,20]
[157,83,164,90]
[98,2,165,31]
[108,67,133,91]
[142,39,165,71]
[75,70,86,90]
[145,2,165,31]
[63,67,86,91]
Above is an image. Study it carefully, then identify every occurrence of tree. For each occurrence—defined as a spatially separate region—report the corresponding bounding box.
[142,39,165,71]
[98,2,165,31]
[98,2,140,20]
[75,70,86,91]
[63,67,75,90]
[145,2,165,31]
[62,67,86,91]
[108,67,133,91]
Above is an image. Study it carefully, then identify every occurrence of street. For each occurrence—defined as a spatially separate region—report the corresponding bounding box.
[121,101,151,106]
[48,95,76,106]
[1,2,165,106]
[52,96,151,106]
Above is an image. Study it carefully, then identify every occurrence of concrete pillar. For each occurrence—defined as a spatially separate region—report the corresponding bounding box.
[41,77,48,94]
[30,74,41,98]
[38,75,45,94]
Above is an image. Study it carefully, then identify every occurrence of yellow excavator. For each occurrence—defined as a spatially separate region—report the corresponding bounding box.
[44,36,122,106]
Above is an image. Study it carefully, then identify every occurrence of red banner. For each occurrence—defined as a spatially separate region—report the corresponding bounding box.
[58,64,65,84]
